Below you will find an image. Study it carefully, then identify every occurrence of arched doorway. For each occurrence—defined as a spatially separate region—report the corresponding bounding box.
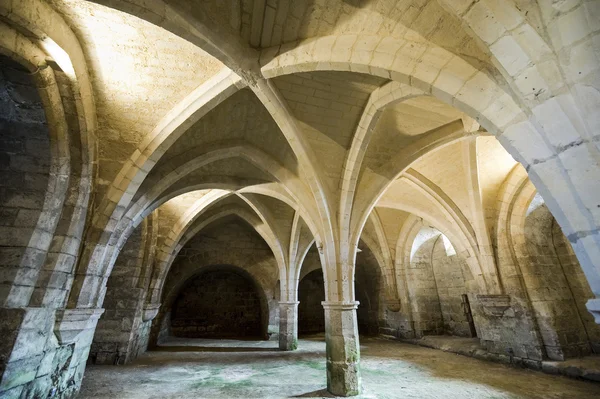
[297,242,383,337]
[298,269,326,335]
[406,226,475,338]
[170,266,269,339]
[355,242,382,336]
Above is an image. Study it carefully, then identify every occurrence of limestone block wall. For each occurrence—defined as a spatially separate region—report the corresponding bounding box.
[430,238,472,337]
[382,232,474,339]
[171,270,263,338]
[150,219,279,346]
[0,56,50,304]
[379,308,415,339]
[475,186,600,363]
[0,52,97,399]
[406,236,445,336]
[522,205,590,359]
[133,320,153,358]
[89,287,146,365]
[508,201,599,360]
[552,223,600,353]
[90,218,154,365]
[156,311,171,345]
[471,296,545,362]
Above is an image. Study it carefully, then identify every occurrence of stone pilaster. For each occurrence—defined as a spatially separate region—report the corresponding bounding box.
[0,307,104,398]
[278,301,299,351]
[322,301,361,397]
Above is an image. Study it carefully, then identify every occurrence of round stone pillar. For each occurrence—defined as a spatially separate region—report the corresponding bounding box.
[322,301,361,397]
[279,301,299,351]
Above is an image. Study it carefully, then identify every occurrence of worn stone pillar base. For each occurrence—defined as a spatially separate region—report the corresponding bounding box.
[279,301,299,351]
[322,301,361,397]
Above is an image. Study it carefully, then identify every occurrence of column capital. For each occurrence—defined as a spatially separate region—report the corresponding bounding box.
[54,307,105,345]
[142,303,161,322]
[321,301,359,310]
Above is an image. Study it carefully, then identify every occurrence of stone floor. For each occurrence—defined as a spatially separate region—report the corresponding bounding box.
[79,335,600,399]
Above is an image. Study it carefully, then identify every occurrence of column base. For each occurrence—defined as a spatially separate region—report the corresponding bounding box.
[322,301,361,397]
[327,361,361,397]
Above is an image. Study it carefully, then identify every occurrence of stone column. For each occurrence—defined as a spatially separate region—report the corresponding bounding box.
[322,301,361,397]
[278,301,299,351]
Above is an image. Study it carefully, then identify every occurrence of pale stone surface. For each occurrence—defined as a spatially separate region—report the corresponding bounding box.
[278,301,299,351]
[1,1,600,398]
[323,302,361,396]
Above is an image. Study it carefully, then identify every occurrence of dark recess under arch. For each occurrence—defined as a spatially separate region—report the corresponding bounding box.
[170,265,269,339]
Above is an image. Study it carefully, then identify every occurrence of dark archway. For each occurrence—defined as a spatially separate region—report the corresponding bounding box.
[170,265,269,339]
[355,242,382,336]
[297,242,382,336]
[298,269,326,335]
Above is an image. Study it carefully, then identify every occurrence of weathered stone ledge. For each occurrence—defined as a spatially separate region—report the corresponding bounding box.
[382,335,600,384]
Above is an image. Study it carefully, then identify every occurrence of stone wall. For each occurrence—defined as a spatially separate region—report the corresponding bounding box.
[523,204,590,359]
[552,223,600,353]
[156,311,172,345]
[379,308,415,340]
[380,232,474,339]
[90,217,155,365]
[430,238,472,337]
[471,295,545,363]
[0,56,50,305]
[150,218,278,346]
[470,193,600,364]
[171,270,263,338]
[406,235,444,336]
[0,54,98,399]
[30,67,84,310]
[133,320,153,358]
[509,202,599,360]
